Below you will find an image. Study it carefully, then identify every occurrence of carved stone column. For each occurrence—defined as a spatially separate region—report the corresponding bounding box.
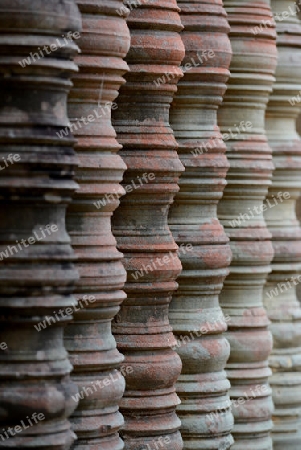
[0,1,81,449]
[263,1,301,448]
[64,0,130,449]
[297,114,301,303]
[217,1,277,448]
[111,1,185,449]
[167,1,234,448]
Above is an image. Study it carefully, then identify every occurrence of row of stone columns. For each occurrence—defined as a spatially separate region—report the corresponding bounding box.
[2,0,301,450]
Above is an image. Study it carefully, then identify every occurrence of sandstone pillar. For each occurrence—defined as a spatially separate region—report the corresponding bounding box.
[263,0,301,448]
[296,115,301,303]
[217,1,277,448]
[64,0,130,449]
[0,1,81,448]
[111,0,185,448]
[167,0,234,448]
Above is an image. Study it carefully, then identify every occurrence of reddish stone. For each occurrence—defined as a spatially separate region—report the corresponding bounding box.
[264,1,301,448]
[0,0,81,448]
[167,0,234,448]
[111,0,185,448]
[217,1,277,448]
[64,0,130,449]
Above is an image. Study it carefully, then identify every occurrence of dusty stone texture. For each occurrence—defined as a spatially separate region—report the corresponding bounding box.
[263,0,301,448]
[297,113,301,302]
[64,0,130,449]
[217,0,278,449]
[0,0,81,448]
[167,0,234,448]
[111,0,185,448]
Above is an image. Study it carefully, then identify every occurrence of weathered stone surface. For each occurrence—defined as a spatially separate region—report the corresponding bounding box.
[0,0,81,448]
[297,112,301,303]
[111,0,185,448]
[217,0,277,448]
[64,0,130,449]
[167,0,234,448]
[263,1,301,448]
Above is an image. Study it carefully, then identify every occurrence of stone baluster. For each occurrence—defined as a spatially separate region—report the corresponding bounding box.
[263,0,301,448]
[111,0,185,448]
[0,1,81,449]
[64,0,130,449]
[167,0,234,448]
[297,114,301,303]
[217,1,278,448]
